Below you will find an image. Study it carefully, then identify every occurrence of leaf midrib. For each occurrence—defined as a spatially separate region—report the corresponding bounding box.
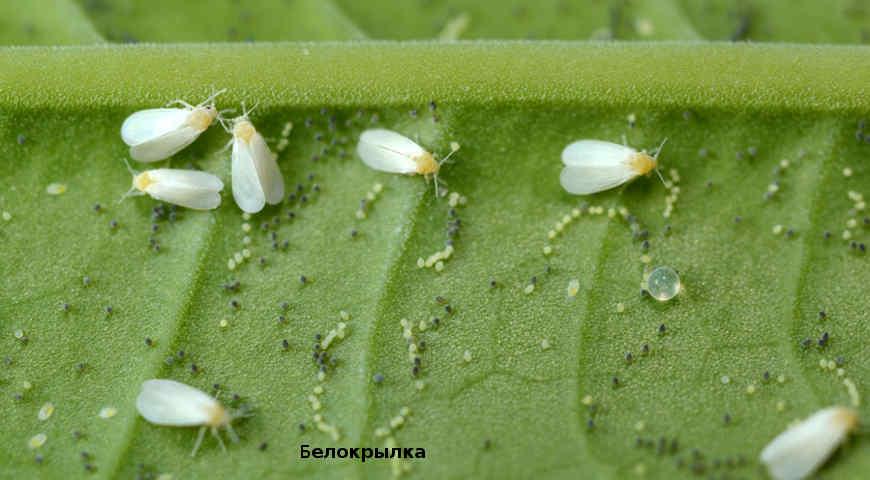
[1,43,869,113]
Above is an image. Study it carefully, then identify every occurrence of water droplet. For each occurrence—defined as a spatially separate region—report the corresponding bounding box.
[645,266,681,302]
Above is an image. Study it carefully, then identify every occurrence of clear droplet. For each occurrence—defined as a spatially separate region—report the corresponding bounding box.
[646,266,681,301]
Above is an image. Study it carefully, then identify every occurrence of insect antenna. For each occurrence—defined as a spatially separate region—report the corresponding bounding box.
[165,98,195,109]
[199,88,227,108]
[240,101,260,119]
[217,114,234,134]
[653,137,668,159]
[117,159,142,204]
[216,106,237,132]
[431,142,460,197]
[652,137,669,187]
[437,142,461,167]
[122,158,138,176]
[117,186,139,205]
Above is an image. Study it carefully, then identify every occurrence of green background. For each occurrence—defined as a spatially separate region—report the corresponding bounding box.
[1,1,869,479]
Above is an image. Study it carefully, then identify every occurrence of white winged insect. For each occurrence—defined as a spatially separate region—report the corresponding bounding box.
[136,379,245,457]
[121,160,223,210]
[760,406,859,480]
[356,129,459,196]
[121,89,226,162]
[228,105,284,213]
[559,138,667,195]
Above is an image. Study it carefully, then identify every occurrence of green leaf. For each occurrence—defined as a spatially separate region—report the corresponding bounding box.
[0,0,103,46]
[5,0,870,478]
[2,42,870,479]
[75,0,366,42]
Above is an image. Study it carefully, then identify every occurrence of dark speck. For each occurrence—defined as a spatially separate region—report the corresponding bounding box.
[818,332,829,347]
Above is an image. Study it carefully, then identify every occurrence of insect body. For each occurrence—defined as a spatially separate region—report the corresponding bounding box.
[136,379,240,457]
[124,162,223,210]
[121,90,225,162]
[357,129,458,194]
[760,406,858,480]
[560,139,665,195]
[230,115,284,213]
